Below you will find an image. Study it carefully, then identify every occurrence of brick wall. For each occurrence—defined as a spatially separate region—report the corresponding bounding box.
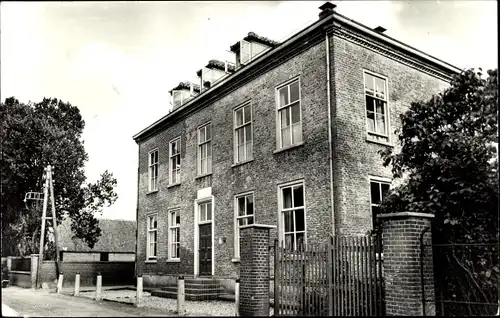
[38,261,135,288]
[136,35,332,278]
[331,33,450,235]
[379,212,435,316]
[239,225,273,316]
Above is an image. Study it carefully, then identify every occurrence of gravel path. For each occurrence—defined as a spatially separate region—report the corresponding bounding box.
[78,289,249,316]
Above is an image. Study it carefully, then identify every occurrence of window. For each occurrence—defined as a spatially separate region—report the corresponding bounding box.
[234,192,254,258]
[277,79,302,149]
[100,252,109,262]
[146,214,157,260]
[279,182,305,250]
[198,201,212,223]
[364,72,388,137]
[234,103,253,163]
[148,149,159,192]
[197,123,212,175]
[370,179,391,229]
[169,138,181,184]
[168,209,180,260]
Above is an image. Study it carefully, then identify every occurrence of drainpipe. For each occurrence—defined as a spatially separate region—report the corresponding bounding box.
[325,31,336,237]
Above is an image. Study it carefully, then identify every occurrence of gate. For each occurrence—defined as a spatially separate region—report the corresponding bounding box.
[422,240,499,316]
[273,232,385,316]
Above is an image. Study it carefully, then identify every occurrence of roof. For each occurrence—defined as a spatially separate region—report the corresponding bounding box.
[57,217,136,253]
[229,32,280,52]
[133,4,462,142]
[168,81,201,94]
[196,59,237,77]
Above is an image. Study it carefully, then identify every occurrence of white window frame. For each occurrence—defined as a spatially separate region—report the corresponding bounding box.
[364,71,390,138]
[146,214,158,261]
[168,208,181,260]
[234,191,255,259]
[233,102,253,163]
[197,122,212,176]
[278,180,306,250]
[169,137,181,185]
[275,77,302,150]
[368,176,392,229]
[148,149,159,192]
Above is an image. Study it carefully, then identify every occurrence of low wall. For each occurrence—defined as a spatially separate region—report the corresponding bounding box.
[9,271,31,288]
[39,261,135,288]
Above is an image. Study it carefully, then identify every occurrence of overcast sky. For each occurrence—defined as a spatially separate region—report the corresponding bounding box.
[1,1,497,221]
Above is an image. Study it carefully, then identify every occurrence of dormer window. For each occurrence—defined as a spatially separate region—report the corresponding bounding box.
[230,32,279,68]
[197,60,236,92]
[169,82,200,109]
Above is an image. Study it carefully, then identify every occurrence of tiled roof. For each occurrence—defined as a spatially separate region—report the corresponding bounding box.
[57,217,136,253]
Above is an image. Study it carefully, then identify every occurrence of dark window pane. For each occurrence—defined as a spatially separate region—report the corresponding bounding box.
[283,187,292,209]
[295,209,305,231]
[290,81,299,103]
[372,206,381,228]
[279,86,289,107]
[284,211,293,232]
[285,234,294,250]
[246,196,254,215]
[365,74,374,92]
[239,218,247,226]
[381,183,390,200]
[296,233,304,250]
[176,215,180,225]
[291,102,300,124]
[244,105,251,123]
[247,216,254,224]
[238,197,246,216]
[206,125,211,140]
[293,185,304,207]
[375,99,385,115]
[370,182,381,204]
[235,108,243,126]
[245,125,252,141]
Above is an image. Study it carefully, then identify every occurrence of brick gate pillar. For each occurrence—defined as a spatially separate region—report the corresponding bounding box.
[238,224,276,317]
[30,254,39,289]
[378,212,436,316]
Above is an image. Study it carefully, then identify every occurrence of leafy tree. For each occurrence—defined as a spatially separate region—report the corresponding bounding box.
[379,68,498,315]
[1,97,118,257]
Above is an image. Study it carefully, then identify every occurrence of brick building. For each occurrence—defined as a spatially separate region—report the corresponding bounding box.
[132,3,460,288]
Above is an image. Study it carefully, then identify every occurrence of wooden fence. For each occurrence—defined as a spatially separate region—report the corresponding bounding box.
[273,234,385,316]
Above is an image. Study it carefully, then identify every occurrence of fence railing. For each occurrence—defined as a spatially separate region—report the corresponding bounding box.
[273,234,385,317]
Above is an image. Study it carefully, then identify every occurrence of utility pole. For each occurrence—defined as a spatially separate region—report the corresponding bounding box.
[35,165,61,288]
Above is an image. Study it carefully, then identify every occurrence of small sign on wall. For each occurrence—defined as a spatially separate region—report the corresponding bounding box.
[197,187,212,199]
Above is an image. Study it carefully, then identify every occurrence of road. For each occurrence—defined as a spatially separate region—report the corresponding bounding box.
[1,287,169,317]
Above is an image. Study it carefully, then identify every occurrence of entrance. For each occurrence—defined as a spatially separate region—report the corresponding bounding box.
[197,200,213,276]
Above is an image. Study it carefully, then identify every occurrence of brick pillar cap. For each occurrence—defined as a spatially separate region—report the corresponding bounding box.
[377,212,434,219]
[30,254,40,257]
[239,223,277,229]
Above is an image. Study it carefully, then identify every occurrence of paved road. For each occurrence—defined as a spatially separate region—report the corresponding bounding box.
[1,287,169,317]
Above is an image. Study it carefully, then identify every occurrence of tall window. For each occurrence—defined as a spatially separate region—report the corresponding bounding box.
[370,179,390,229]
[169,138,181,184]
[197,123,212,175]
[168,209,180,260]
[277,78,302,149]
[146,214,157,260]
[280,181,305,250]
[364,72,388,137]
[234,192,254,258]
[234,103,253,163]
[148,149,159,192]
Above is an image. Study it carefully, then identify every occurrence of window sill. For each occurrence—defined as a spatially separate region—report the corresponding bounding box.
[231,258,240,263]
[166,259,180,263]
[167,183,181,189]
[195,173,212,180]
[145,260,157,263]
[146,190,158,195]
[231,159,254,168]
[273,142,304,154]
[366,137,394,147]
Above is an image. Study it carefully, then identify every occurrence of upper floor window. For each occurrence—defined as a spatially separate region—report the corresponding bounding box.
[364,72,389,138]
[279,181,306,250]
[148,149,159,192]
[277,78,302,149]
[370,178,391,229]
[146,214,157,260]
[168,209,180,260]
[197,123,212,175]
[234,103,253,163]
[169,137,181,184]
[234,192,254,259]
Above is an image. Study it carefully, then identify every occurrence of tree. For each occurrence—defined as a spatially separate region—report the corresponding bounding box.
[1,97,118,257]
[379,68,498,315]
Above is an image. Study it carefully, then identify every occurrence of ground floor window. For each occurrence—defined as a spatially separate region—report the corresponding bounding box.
[279,181,306,250]
[234,192,254,259]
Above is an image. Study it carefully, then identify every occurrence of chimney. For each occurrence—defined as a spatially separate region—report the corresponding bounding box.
[374,26,387,33]
[319,2,337,19]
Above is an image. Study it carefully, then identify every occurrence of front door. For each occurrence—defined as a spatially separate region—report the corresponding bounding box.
[199,223,212,276]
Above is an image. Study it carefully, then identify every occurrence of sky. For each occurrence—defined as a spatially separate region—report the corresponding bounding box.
[1,1,497,221]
